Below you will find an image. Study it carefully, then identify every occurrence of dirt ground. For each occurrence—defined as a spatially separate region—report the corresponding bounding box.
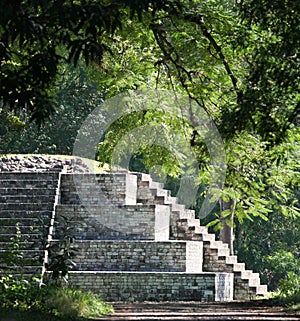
[98,300,300,321]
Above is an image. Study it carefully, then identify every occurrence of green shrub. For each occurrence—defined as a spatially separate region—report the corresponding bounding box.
[44,286,114,319]
[0,275,41,310]
[0,275,113,320]
[278,272,300,297]
[270,271,300,313]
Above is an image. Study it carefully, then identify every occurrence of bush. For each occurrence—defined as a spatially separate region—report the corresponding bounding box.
[0,275,41,310]
[44,286,114,319]
[278,272,300,297]
[0,275,113,320]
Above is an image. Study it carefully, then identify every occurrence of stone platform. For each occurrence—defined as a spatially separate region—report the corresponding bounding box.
[0,158,267,300]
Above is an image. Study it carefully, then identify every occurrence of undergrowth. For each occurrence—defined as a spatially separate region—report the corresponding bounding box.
[269,271,300,313]
[0,275,113,320]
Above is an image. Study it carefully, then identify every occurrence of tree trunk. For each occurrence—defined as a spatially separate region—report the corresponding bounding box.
[219,198,235,255]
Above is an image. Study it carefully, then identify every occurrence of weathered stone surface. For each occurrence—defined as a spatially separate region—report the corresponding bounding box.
[68,271,233,302]
[0,155,90,173]
[60,173,137,206]
[54,204,170,241]
[61,240,203,272]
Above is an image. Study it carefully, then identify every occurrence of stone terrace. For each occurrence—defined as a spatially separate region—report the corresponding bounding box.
[0,155,267,301]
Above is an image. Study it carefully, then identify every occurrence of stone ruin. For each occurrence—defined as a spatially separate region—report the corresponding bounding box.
[0,155,267,301]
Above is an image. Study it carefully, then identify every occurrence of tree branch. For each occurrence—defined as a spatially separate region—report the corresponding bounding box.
[184,14,239,93]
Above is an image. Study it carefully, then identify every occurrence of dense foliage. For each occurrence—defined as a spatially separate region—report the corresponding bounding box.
[0,275,113,320]
[0,0,180,123]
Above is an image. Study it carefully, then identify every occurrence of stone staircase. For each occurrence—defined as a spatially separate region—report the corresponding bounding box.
[134,173,267,300]
[0,169,267,300]
[54,173,226,301]
[51,172,267,301]
[0,172,60,276]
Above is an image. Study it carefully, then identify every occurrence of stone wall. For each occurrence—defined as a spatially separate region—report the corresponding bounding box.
[54,204,170,241]
[70,240,203,272]
[68,271,233,302]
[60,173,137,206]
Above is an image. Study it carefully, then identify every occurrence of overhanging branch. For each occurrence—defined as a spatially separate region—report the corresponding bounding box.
[185,14,238,93]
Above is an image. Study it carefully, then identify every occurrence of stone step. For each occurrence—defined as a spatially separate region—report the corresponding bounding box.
[0,249,43,264]
[68,271,234,302]
[255,284,268,295]
[203,240,229,250]
[0,172,59,180]
[206,260,246,274]
[171,203,186,212]
[0,265,43,274]
[172,210,196,221]
[169,196,178,203]
[151,188,171,198]
[0,210,52,218]
[131,172,151,182]
[0,195,55,203]
[0,180,58,188]
[206,246,230,257]
[0,233,42,242]
[99,313,298,321]
[191,225,209,234]
[0,217,50,226]
[148,181,164,189]
[225,256,238,264]
[236,270,257,279]
[182,233,216,243]
[183,209,196,219]
[248,276,261,287]
[0,203,54,211]
[136,190,168,205]
[178,218,200,227]
[94,301,300,321]
[232,263,246,272]
[0,187,57,196]
[235,272,261,287]
[163,195,177,205]
[0,225,43,235]
[193,232,216,243]
[0,241,42,250]
[98,304,299,321]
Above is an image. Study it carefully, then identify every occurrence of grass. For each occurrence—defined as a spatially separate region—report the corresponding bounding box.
[43,287,114,319]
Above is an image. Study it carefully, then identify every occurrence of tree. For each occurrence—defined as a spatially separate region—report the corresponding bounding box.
[224,0,300,144]
[0,0,181,123]
[1,0,299,262]
[0,62,104,154]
